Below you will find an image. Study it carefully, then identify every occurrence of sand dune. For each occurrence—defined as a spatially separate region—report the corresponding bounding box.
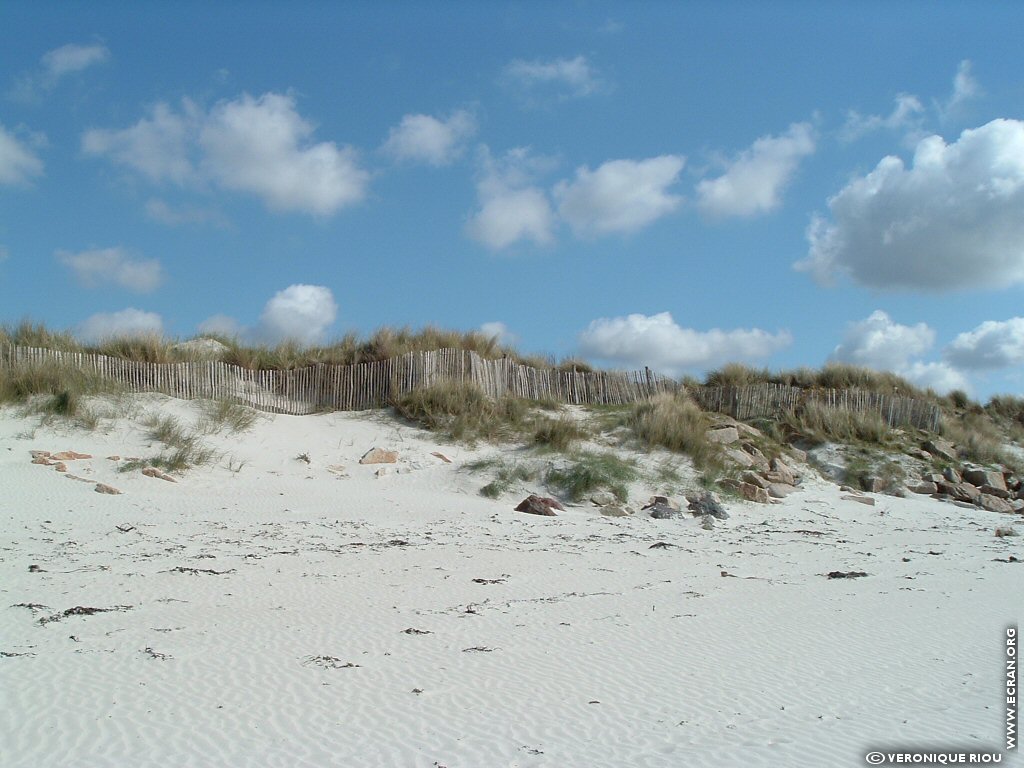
[1,396,1018,767]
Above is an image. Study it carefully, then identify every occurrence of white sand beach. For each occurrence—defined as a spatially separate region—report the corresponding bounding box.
[1,396,1019,767]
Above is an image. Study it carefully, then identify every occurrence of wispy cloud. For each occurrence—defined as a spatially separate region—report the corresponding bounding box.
[10,42,110,101]
[504,55,602,101]
[78,308,163,342]
[57,247,164,293]
[0,123,45,185]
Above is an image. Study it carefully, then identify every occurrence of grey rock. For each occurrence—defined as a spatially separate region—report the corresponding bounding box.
[910,481,939,495]
[767,483,798,499]
[648,503,684,520]
[589,490,619,507]
[963,467,1006,491]
[979,494,1015,514]
[923,438,958,463]
[842,494,876,506]
[706,426,740,445]
[942,466,962,484]
[599,504,635,517]
[687,491,729,520]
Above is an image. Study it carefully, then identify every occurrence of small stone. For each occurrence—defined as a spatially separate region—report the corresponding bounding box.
[53,462,67,473]
[52,451,92,461]
[359,448,399,465]
[701,515,715,530]
[738,483,770,504]
[142,467,177,483]
[648,503,683,519]
[910,481,938,495]
[767,483,798,499]
[107,455,121,461]
[995,526,1018,538]
[31,456,54,466]
[842,494,876,506]
[599,504,635,517]
[590,490,619,507]
[515,495,564,516]
[94,483,122,495]
[29,450,51,459]
[741,471,770,489]
[430,452,452,464]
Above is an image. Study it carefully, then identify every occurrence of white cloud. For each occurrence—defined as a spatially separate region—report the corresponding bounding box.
[940,59,980,119]
[257,284,338,345]
[200,93,368,215]
[9,42,110,101]
[42,43,110,79]
[505,55,600,98]
[145,198,228,228]
[555,155,685,236]
[83,92,369,216]
[840,94,925,142]
[696,123,815,217]
[944,317,1024,370]
[0,123,44,185]
[465,147,556,250]
[480,321,517,346]
[381,110,476,166]
[830,310,934,370]
[78,308,163,343]
[797,119,1024,290]
[578,311,792,376]
[900,361,971,395]
[82,101,197,184]
[57,247,163,293]
[197,314,243,339]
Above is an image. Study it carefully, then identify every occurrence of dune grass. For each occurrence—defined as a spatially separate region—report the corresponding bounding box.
[544,451,638,502]
[625,392,721,470]
[392,380,530,443]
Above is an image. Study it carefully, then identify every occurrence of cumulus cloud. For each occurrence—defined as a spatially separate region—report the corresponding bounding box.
[83,92,369,216]
[901,361,971,395]
[200,93,368,215]
[78,308,163,342]
[479,321,517,346]
[57,247,163,293]
[465,147,556,250]
[696,123,815,218]
[381,110,476,166]
[504,55,600,99]
[82,101,198,184]
[830,310,934,370]
[555,155,685,236]
[944,317,1024,370]
[578,311,792,376]
[257,284,338,344]
[0,123,44,185]
[797,119,1024,290]
[840,94,925,142]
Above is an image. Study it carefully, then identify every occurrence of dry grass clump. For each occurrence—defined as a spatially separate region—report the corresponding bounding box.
[544,451,637,502]
[986,395,1024,426]
[470,459,539,499]
[392,380,529,443]
[626,392,720,470]
[198,399,262,434]
[787,401,893,446]
[531,416,590,451]
[0,321,81,351]
[138,414,218,473]
[0,362,124,428]
[943,412,1021,470]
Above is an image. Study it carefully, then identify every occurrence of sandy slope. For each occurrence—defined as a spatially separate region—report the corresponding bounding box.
[1,396,1020,768]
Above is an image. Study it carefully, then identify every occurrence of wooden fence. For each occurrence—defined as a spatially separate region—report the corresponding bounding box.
[0,344,942,431]
[690,383,943,433]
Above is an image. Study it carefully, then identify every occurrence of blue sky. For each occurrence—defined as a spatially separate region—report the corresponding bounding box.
[2,1,1024,399]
